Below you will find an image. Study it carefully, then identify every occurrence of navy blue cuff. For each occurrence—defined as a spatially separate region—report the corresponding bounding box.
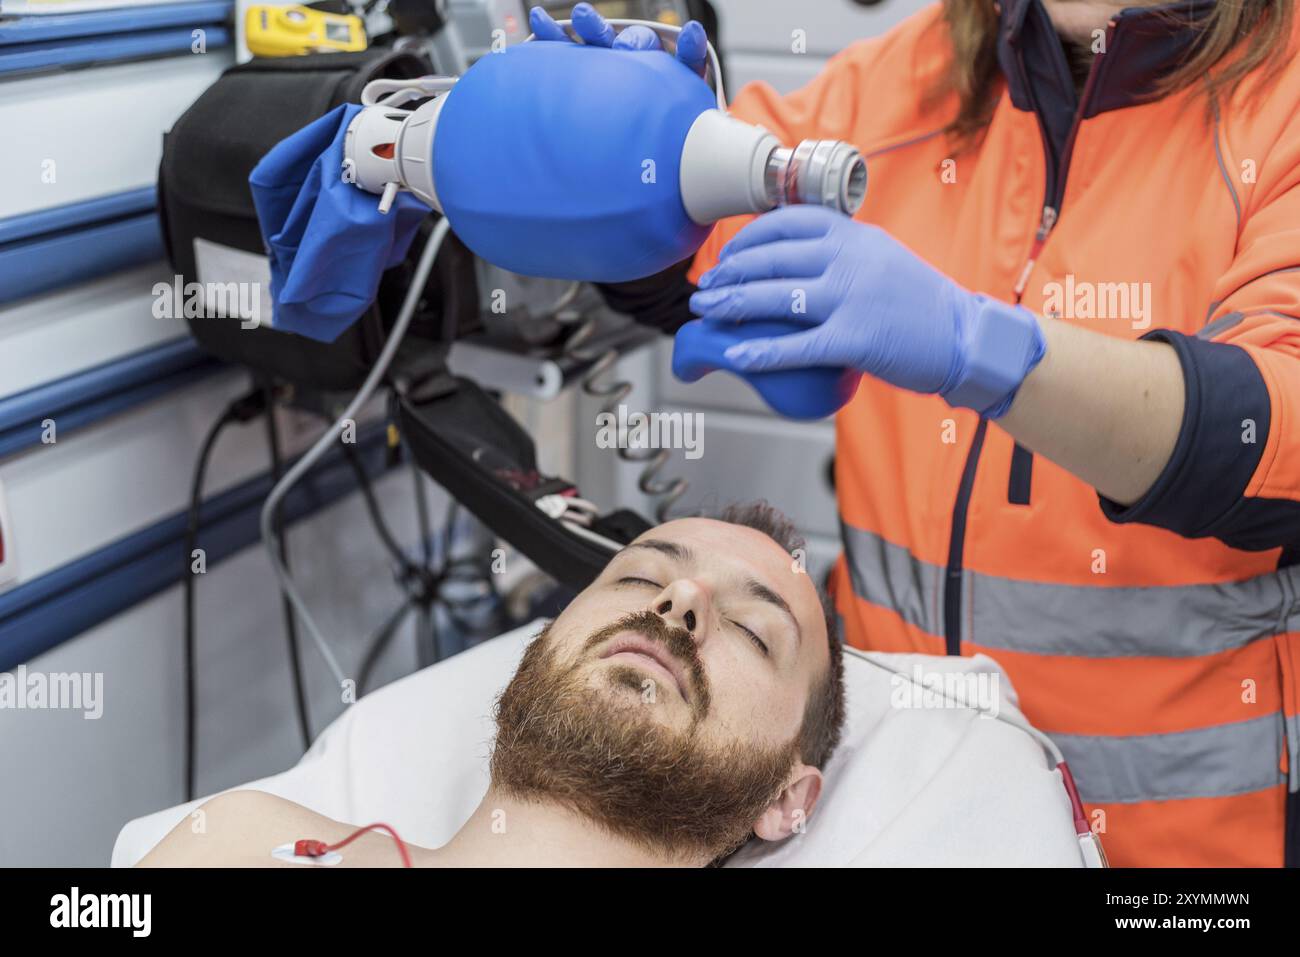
[1098,329,1270,540]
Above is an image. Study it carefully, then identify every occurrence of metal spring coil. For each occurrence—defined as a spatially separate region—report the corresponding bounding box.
[564,315,688,523]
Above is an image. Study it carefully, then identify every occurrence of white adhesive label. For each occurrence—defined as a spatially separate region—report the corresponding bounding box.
[192,237,275,329]
[271,842,343,866]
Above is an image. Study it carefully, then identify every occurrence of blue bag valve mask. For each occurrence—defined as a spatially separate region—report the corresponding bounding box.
[673,321,863,421]
[253,17,868,419]
[342,38,866,282]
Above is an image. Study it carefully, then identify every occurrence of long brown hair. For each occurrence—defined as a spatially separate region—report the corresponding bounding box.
[937,0,1295,145]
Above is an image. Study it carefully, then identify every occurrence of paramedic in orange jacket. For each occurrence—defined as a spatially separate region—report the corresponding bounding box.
[535,2,1300,866]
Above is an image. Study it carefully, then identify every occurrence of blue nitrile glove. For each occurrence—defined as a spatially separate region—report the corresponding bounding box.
[249,104,431,342]
[687,206,1047,418]
[529,3,708,74]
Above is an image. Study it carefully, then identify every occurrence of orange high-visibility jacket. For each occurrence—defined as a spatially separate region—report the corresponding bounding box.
[687,0,1300,866]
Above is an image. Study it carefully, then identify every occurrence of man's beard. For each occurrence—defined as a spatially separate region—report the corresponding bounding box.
[489,610,800,862]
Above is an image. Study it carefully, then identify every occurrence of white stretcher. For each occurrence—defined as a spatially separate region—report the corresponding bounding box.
[113,620,1098,866]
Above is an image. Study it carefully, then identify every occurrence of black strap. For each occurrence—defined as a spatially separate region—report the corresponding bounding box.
[399,382,648,590]
[1008,442,1033,505]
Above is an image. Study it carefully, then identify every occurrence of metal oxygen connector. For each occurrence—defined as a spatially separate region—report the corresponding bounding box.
[677,109,866,225]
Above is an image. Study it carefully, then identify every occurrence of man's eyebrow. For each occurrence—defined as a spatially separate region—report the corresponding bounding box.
[623,539,693,563]
[746,579,802,647]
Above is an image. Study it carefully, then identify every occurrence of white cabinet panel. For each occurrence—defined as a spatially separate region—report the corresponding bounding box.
[0,52,233,220]
[0,263,186,398]
[660,403,838,538]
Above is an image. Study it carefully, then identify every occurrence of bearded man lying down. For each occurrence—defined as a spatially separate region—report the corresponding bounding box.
[139,502,846,867]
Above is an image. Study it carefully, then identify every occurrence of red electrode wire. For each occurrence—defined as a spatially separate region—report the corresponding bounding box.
[1055,761,1091,837]
[294,822,413,868]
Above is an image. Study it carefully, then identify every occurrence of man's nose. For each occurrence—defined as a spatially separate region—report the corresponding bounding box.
[649,579,709,640]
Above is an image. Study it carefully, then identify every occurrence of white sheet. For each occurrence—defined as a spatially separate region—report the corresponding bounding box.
[113,620,1084,867]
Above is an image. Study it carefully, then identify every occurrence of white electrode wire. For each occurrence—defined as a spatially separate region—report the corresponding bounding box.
[526,18,727,109]
[563,496,601,515]
[259,216,452,688]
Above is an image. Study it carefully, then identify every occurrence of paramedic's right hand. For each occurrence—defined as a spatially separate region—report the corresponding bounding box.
[529,3,708,75]
[691,206,1048,420]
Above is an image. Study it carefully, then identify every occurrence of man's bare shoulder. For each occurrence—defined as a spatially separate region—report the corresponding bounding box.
[136,790,399,868]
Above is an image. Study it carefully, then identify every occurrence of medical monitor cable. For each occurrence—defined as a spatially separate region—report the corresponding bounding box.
[305,410,483,686]
[263,384,313,753]
[183,388,274,801]
[259,215,452,691]
[355,502,498,694]
[330,423,426,579]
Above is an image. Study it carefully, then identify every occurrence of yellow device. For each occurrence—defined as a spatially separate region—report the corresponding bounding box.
[245,5,367,57]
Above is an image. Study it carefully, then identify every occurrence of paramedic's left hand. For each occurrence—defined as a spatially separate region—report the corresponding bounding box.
[689,206,1047,418]
[529,4,708,75]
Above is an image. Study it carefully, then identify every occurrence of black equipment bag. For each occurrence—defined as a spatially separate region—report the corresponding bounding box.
[158,47,478,391]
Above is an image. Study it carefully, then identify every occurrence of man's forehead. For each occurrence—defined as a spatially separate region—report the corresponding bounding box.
[630,517,786,564]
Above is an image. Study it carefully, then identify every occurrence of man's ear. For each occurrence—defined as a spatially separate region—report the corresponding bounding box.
[752,763,823,842]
